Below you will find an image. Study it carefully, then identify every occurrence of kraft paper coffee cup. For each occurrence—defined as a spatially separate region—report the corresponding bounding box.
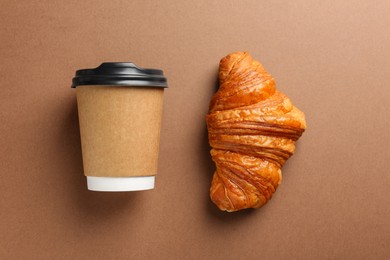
[71,62,167,192]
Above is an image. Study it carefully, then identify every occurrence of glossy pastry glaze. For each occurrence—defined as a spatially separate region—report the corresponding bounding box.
[206,52,306,212]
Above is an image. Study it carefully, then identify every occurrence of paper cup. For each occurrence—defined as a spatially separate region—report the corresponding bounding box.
[72,62,167,191]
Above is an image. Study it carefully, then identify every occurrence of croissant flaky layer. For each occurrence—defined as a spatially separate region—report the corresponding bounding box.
[206,52,306,212]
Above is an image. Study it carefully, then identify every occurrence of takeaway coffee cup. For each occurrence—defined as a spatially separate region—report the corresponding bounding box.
[71,62,167,191]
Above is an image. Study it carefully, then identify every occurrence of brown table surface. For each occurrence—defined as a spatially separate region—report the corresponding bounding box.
[1,1,389,259]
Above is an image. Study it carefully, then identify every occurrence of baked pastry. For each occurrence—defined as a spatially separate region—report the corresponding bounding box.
[206,52,306,212]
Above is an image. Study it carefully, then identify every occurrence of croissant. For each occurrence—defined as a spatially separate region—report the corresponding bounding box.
[206,52,306,212]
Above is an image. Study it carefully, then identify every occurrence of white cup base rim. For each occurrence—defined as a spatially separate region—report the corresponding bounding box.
[86,176,155,192]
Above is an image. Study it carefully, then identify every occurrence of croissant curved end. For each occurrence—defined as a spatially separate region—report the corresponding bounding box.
[206,51,306,212]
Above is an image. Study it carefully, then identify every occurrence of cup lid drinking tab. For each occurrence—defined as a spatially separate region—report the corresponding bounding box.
[71,62,168,88]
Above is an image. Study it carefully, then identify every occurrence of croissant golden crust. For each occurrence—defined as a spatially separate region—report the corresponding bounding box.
[207,51,306,212]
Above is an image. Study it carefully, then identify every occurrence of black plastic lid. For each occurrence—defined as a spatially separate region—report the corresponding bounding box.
[71,62,167,88]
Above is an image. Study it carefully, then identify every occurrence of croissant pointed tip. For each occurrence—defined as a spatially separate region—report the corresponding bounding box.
[220,51,248,64]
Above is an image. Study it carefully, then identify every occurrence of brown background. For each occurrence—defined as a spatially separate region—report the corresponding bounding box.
[1,0,389,259]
